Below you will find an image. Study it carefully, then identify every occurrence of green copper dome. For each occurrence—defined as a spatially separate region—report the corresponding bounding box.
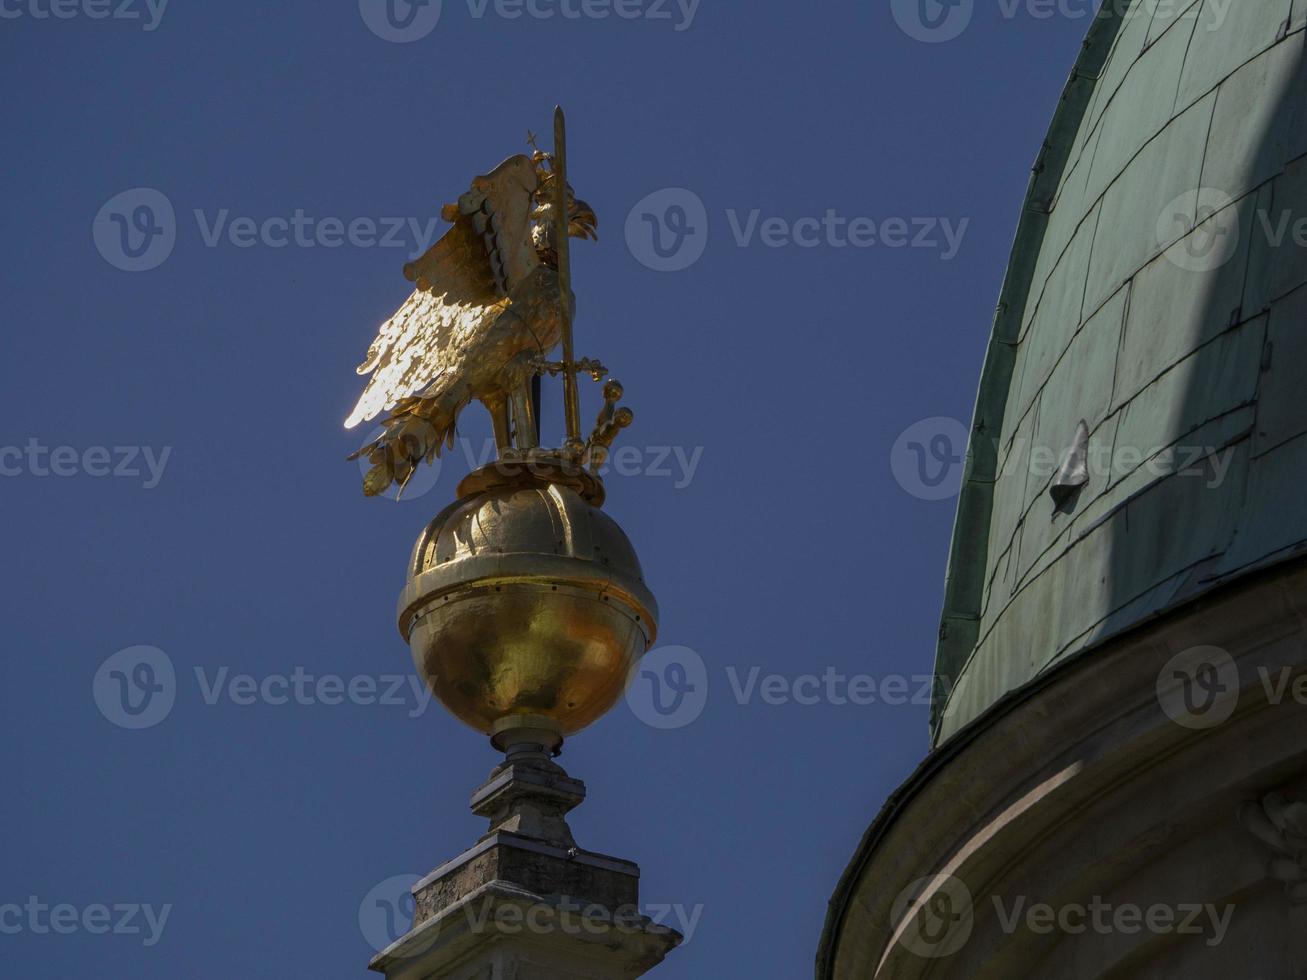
[934,0,1307,741]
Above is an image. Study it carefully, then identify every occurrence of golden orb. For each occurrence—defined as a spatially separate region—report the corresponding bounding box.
[397,460,657,751]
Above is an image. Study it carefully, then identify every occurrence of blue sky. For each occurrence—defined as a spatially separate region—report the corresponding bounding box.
[2,1,1095,975]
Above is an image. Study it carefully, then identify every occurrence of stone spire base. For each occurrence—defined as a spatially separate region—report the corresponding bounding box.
[369,746,681,979]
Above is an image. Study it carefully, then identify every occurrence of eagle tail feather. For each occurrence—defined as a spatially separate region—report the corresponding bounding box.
[354,383,470,498]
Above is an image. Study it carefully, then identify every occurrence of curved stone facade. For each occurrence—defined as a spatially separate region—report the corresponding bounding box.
[820,559,1307,979]
[935,0,1307,741]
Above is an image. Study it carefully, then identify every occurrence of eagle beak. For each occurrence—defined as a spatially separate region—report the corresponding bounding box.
[568,198,598,241]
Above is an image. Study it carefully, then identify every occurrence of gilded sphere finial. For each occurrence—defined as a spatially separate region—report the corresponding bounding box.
[397,461,657,753]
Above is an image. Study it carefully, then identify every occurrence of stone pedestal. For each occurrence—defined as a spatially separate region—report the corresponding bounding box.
[369,745,680,979]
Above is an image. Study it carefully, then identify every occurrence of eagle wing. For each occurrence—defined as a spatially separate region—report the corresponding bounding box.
[344,154,540,430]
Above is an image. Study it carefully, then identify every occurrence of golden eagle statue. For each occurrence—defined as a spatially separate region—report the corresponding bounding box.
[345,125,607,497]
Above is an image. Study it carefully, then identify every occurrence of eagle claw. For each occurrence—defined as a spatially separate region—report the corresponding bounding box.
[528,356,608,381]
